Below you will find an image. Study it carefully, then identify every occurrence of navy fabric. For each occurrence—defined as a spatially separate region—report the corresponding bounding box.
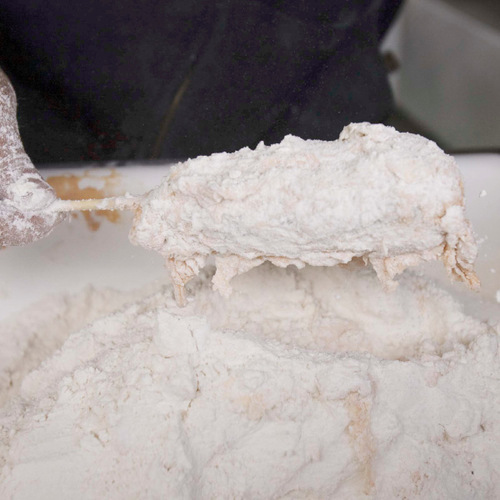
[0,0,402,163]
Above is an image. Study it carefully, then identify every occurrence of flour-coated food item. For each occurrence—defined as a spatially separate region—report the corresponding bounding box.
[130,123,479,305]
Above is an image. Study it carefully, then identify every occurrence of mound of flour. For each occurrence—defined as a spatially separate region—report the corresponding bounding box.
[0,264,499,498]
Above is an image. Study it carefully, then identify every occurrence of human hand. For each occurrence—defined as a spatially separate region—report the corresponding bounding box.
[0,154,65,246]
[0,69,65,246]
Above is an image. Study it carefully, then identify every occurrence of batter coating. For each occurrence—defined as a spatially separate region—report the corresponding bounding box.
[130,123,479,305]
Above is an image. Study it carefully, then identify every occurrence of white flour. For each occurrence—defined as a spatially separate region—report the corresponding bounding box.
[0,284,158,408]
[0,263,498,499]
[0,123,498,497]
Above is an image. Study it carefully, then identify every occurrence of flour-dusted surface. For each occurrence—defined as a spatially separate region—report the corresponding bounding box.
[0,264,498,499]
[130,123,478,305]
[0,284,159,408]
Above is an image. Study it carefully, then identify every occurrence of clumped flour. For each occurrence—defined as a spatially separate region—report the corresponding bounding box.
[0,264,498,499]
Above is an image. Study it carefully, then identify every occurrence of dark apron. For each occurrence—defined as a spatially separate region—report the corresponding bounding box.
[0,0,402,163]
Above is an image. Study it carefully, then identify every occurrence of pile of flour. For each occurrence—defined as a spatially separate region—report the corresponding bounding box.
[0,264,499,498]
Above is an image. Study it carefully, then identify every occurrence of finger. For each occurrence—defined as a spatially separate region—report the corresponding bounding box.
[0,205,66,246]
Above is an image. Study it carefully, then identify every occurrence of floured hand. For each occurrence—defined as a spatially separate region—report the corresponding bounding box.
[0,69,65,246]
[0,155,64,246]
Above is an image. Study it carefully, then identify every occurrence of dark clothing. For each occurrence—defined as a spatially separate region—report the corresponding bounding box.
[0,0,402,163]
